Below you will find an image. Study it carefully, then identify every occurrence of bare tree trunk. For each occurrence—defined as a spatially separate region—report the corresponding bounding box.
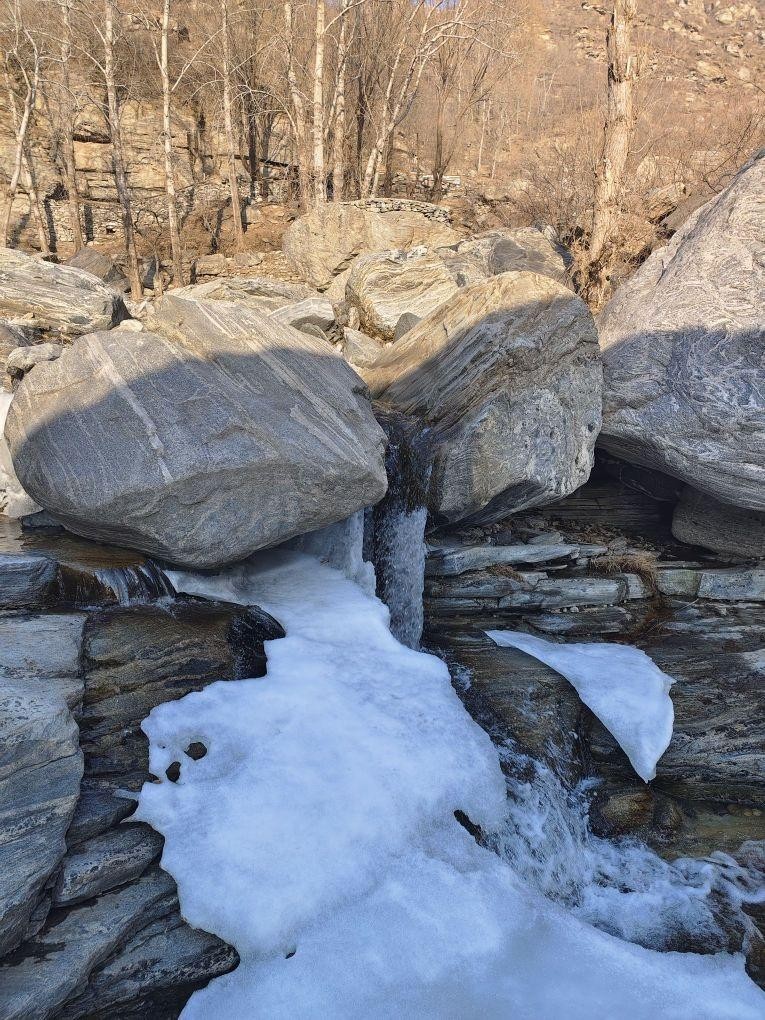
[284,0,310,206]
[221,0,245,249]
[311,0,326,204]
[260,113,274,200]
[161,0,184,284]
[587,0,638,272]
[431,90,446,201]
[59,0,84,250]
[104,0,142,300]
[1,59,35,246]
[331,0,348,202]
[20,153,50,254]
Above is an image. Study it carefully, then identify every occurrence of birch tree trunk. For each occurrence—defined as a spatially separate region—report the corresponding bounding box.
[221,0,245,249]
[284,0,310,206]
[161,0,185,283]
[1,55,35,247]
[312,0,326,204]
[331,0,348,202]
[103,0,142,300]
[59,0,84,250]
[587,0,638,271]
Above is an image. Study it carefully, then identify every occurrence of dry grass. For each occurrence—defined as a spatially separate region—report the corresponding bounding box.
[589,550,659,596]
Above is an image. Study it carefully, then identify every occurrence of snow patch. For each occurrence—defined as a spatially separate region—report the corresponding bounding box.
[486,630,675,782]
[138,553,763,1018]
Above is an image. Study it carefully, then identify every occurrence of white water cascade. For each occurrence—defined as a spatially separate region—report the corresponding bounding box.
[135,522,765,1019]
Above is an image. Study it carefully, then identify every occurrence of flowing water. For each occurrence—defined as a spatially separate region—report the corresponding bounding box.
[137,504,765,1017]
[367,410,430,648]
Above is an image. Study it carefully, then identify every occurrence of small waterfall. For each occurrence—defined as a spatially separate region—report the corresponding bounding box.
[491,739,763,956]
[92,561,177,606]
[57,559,177,608]
[368,410,431,649]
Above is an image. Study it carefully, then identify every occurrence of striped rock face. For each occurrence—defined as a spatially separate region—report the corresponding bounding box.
[599,151,765,512]
[365,271,602,524]
[6,295,387,568]
[0,247,124,338]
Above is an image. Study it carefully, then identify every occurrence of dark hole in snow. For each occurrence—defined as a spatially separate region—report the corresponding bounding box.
[285,948,297,959]
[166,761,182,783]
[185,741,208,760]
[454,809,483,843]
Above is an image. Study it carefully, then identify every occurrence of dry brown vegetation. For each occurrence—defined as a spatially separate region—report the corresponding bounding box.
[0,0,762,302]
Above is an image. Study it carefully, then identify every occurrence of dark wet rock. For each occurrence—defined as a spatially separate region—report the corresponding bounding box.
[66,788,136,847]
[425,620,584,784]
[0,868,177,1020]
[0,677,82,956]
[80,599,284,789]
[0,519,175,610]
[53,824,164,907]
[57,910,238,1020]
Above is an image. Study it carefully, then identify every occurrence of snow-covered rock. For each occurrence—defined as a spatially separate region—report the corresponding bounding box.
[486,630,675,782]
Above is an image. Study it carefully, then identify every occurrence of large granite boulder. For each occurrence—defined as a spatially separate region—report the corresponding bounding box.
[64,249,129,294]
[346,248,463,342]
[6,296,388,567]
[282,200,461,290]
[0,248,125,338]
[366,272,601,523]
[598,150,765,510]
[174,276,316,313]
[451,226,571,286]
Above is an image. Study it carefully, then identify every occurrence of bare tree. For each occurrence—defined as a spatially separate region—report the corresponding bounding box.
[581,0,638,300]
[1,0,48,249]
[221,0,245,248]
[103,0,142,298]
[54,0,84,249]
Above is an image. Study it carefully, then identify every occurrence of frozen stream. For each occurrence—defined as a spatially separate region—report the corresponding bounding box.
[136,548,765,1018]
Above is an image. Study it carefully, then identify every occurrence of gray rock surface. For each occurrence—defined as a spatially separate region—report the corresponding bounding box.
[282,200,461,289]
[57,910,238,1020]
[0,677,83,956]
[269,296,339,342]
[80,599,283,789]
[53,824,164,907]
[367,271,601,523]
[340,327,383,371]
[0,248,125,338]
[450,226,571,285]
[66,788,136,846]
[0,612,85,705]
[7,295,387,567]
[64,249,129,293]
[346,248,462,341]
[175,276,316,312]
[0,321,31,364]
[598,150,765,510]
[672,486,765,559]
[6,342,62,383]
[0,868,177,1020]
